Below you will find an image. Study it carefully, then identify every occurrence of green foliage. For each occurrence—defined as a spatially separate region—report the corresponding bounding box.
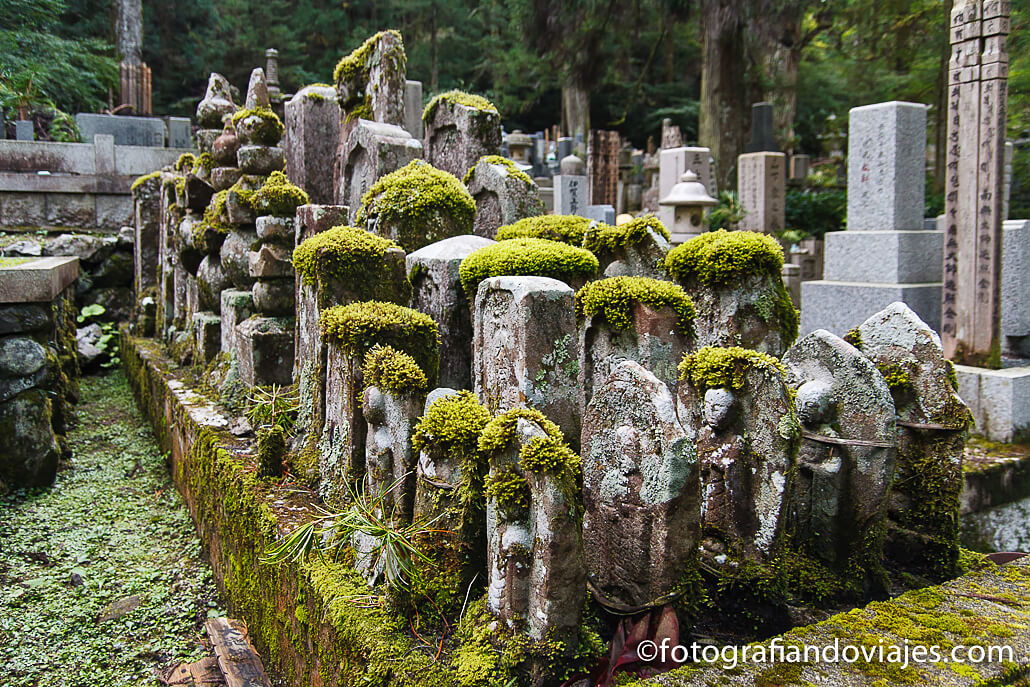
[458,237,599,295]
[318,300,439,379]
[245,383,299,435]
[575,276,694,333]
[678,345,785,391]
[462,154,534,187]
[356,160,475,248]
[252,171,310,217]
[292,224,400,290]
[361,345,428,392]
[495,214,593,245]
[423,89,499,121]
[663,229,784,285]
[231,106,284,145]
[784,188,847,239]
[77,303,119,368]
[582,214,670,252]
[0,372,222,684]
[705,191,745,231]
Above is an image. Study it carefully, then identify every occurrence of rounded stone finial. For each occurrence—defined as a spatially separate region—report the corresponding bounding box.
[560,154,585,176]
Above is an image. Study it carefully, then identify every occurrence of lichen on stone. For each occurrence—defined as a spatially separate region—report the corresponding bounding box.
[361,344,428,392]
[423,90,499,122]
[252,171,309,217]
[318,300,438,378]
[356,159,476,248]
[292,225,399,289]
[458,237,598,295]
[462,155,534,187]
[494,214,593,245]
[678,345,786,391]
[230,106,284,145]
[582,213,670,252]
[663,229,784,285]
[575,276,694,333]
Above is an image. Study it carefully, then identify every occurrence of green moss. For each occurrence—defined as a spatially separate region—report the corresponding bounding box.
[678,345,786,391]
[663,229,784,285]
[231,106,284,145]
[876,361,913,392]
[203,189,232,233]
[484,466,531,517]
[843,326,863,349]
[478,407,564,455]
[318,300,438,379]
[192,152,215,175]
[256,425,286,478]
[333,30,406,120]
[462,154,534,186]
[411,391,491,470]
[519,434,580,476]
[130,170,161,193]
[459,237,598,296]
[361,344,428,392]
[292,224,401,291]
[495,214,592,245]
[175,153,196,173]
[583,213,671,252]
[252,171,310,217]
[946,359,959,390]
[356,160,475,249]
[575,276,694,333]
[423,90,499,122]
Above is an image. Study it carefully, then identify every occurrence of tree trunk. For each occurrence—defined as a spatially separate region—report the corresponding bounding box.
[699,0,748,190]
[562,77,590,148]
[430,2,439,93]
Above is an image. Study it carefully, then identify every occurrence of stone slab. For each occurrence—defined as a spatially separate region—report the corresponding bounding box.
[846,101,927,231]
[552,174,587,216]
[956,364,1030,442]
[15,121,33,141]
[799,280,941,337]
[404,80,423,140]
[823,230,943,283]
[1002,219,1030,338]
[0,256,79,303]
[75,113,166,147]
[166,117,192,149]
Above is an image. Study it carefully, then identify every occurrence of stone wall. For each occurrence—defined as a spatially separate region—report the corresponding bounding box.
[0,136,185,231]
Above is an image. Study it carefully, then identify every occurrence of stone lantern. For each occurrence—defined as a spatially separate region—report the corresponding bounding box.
[659,170,717,239]
[506,131,533,165]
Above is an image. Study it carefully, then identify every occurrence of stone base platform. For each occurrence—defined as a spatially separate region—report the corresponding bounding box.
[800,280,941,337]
[956,363,1030,443]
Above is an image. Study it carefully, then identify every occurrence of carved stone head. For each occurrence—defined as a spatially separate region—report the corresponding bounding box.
[703,388,736,430]
[795,379,834,427]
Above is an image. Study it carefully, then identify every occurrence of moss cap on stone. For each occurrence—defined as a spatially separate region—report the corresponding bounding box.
[422,90,499,122]
[203,189,231,233]
[494,215,593,245]
[230,106,284,145]
[411,390,491,466]
[663,229,784,285]
[333,29,404,85]
[130,170,162,194]
[292,225,400,289]
[583,214,670,253]
[462,155,534,187]
[678,345,785,391]
[355,160,475,249]
[318,300,438,378]
[361,344,428,393]
[458,237,598,296]
[174,153,196,173]
[253,171,310,217]
[575,276,694,333]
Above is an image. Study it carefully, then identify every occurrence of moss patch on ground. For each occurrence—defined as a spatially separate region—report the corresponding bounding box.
[0,371,223,686]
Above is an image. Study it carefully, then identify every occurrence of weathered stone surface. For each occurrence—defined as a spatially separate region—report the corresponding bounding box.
[192,311,221,363]
[196,255,229,313]
[244,67,269,109]
[219,228,259,289]
[45,234,114,264]
[782,329,897,578]
[0,304,51,335]
[284,86,340,205]
[0,257,80,304]
[737,151,786,234]
[678,349,799,562]
[423,98,502,179]
[0,336,47,378]
[335,31,406,126]
[464,156,544,238]
[237,145,285,175]
[484,414,584,642]
[3,240,43,257]
[212,119,241,166]
[595,226,671,281]
[195,73,237,129]
[335,119,422,223]
[247,243,293,279]
[693,271,797,357]
[220,289,254,357]
[235,316,294,387]
[255,215,294,242]
[210,166,242,191]
[0,388,59,489]
[252,278,294,316]
[473,276,581,448]
[407,235,495,390]
[856,302,972,578]
[581,360,698,612]
[319,343,363,505]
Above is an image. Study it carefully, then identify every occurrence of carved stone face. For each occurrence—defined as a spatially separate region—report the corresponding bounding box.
[703,388,736,430]
[796,380,834,427]
[362,386,387,424]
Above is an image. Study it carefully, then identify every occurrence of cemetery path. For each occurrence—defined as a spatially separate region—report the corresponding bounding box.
[0,370,225,686]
